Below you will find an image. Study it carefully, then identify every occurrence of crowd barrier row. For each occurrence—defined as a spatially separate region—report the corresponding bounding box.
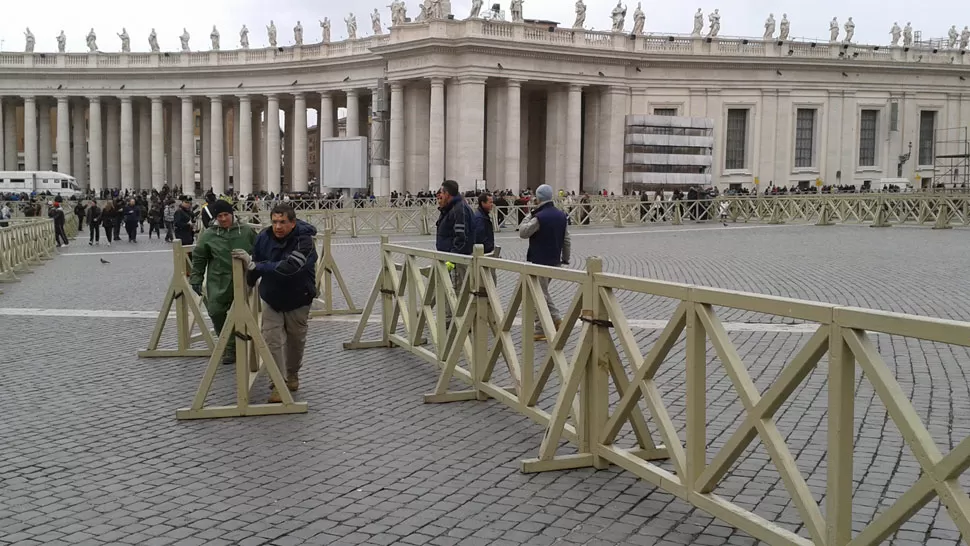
[340,238,970,546]
[0,211,77,287]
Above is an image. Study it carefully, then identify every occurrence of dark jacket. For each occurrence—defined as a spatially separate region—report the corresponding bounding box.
[48,207,65,228]
[122,205,139,224]
[522,201,569,266]
[247,220,318,313]
[86,205,102,225]
[435,195,474,255]
[473,208,495,254]
[173,206,193,237]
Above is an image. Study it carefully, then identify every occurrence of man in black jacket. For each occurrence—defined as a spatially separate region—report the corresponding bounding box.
[232,204,317,404]
[48,202,69,247]
[473,192,495,254]
[173,197,195,245]
[86,200,102,245]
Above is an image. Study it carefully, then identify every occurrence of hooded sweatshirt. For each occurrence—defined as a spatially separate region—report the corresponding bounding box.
[190,218,257,318]
[247,220,318,312]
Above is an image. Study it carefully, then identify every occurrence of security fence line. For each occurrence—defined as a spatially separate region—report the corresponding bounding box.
[343,238,970,546]
[0,211,77,286]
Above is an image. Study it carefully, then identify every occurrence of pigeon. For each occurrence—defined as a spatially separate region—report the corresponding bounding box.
[100,258,110,264]
[722,222,728,227]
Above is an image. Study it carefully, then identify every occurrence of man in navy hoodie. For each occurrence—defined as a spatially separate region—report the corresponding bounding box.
[232,204,318,403]
[519,184,570,341]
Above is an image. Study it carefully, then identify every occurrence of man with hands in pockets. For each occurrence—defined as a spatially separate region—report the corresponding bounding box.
[519,184,571,342]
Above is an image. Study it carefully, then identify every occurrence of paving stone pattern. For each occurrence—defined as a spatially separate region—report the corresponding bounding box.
[1,223,969,545]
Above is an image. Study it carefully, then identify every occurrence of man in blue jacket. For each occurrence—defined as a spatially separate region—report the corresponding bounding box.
[473,192,495,254]
[231,204,318,404]
[519,184,571,341]
[436,179,474,324]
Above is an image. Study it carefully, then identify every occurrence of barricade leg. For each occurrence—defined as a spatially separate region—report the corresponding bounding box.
[310,230,362,317]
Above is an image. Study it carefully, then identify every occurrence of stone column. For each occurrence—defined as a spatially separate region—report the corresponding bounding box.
[457,77,486,190]
[120,97,135,191]
[72,101,87,188]
[283,104,293,190]
[266,94,281,194]
[150,96,165,191]
[201,102,210,190]
[23,96,38,171]
[389,82,405,194]
[170,101,183,190]
[39,100,53,171]
[320,92,334,138]
[232,102,241,192]
[88,97,103,191]
[505,80,522,192]
[4,100,18,171]
[56,97,71,173]
[252,103,263,192]
[209,96,224,195]
[180,97,194,195]
[428,78,445,191]
[238,96,253,196]
[565,84,583,195]
[346,90,360,137]
[0,97,4,171]
[138,101,151,190]
[293,93,309,192]
[106,101,121,189]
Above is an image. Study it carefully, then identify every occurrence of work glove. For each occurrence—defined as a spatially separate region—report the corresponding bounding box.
[231,249,256,271]
[191,284,203,296]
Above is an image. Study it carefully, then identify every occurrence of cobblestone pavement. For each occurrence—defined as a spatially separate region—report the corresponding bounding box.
[1,222,969,546]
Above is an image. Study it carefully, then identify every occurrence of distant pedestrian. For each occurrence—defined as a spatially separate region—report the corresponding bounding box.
[0,202,11,228]
[101,201,116,246]
[74,201,86,230]
[473,192,495,254]
[122,198,140,242]
[86,200,102,245]
[163,199,177,242]
[48,202,69,247]
[519,184,571,342]
[173,197,195,246]
[148,202,163,239]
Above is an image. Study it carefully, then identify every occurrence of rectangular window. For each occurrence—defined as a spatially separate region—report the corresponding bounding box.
[653,108,677,116]
[859,110,878,167]
[918,110,936,165]
[195,140,201,156]
[794,108,816,168]
[725,109,748,170]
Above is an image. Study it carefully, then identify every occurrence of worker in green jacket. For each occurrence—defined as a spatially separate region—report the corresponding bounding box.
[190,200,257,365]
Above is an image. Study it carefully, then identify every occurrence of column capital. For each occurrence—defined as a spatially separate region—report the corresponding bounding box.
[237,94,251,102]
[149,95,163,103]
[429,77,446,86]
[507,78,523,88]
[22,95,36,102]
[346,88,359,97]
[568,83,585,93]
[208,95,223,103]
[390,81,404,91]
[319,90,333,99]
[293,92,306,100]
[456,75,488,85]
[87,96,101,103]
[181,96,193,104]
[266,93,279,101]
[120,96,133,103]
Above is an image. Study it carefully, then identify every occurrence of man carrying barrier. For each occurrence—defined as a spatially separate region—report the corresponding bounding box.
[231,204,317,404]
[190,200,256,365]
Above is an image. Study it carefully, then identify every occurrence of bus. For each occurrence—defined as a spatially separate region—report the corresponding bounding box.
[0,171,83,198]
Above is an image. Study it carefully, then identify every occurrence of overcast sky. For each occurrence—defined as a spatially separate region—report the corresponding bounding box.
[0,0,953,52]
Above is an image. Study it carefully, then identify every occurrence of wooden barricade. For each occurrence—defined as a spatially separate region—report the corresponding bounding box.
[176,257,308,419]
[138,242,215,358]
[310,229,361,317]
[0,218,56,284]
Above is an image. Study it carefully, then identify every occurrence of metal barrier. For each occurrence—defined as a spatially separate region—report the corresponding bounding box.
[345,239,970,545]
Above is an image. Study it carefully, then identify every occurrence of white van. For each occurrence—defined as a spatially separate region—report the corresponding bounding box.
[872,178,914,192]
[0,171,83,197]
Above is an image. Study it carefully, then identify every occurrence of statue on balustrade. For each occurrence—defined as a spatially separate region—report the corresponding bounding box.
[903,22,912,46]
[372,9,384,34]
[763,13,775,40]
[843,17,854,44]
[180,28,191,51]
[469,0,483,19]
[572,0,586,28]
[890,22,901,46]
[149,28,160,52]
[706,9,720,38]
[961,26,970,50]
[415,4,427,22]
[691,9,703,36]
[268,20,278,47]
[346,13,358,39]
[118,28,130,52]
[779,13,789,40]
[24,28,35,53]
[429,0,443,19]
[86,28,98,52]
[632,2,645,35]
[240,25,250,48]
[610,1,626,32]
[391,0,408,25]
[509,0,523,22]
[320,18,331,43]
[211,26,220,50]
[948,25,958,48]
[57,31,67,53]
[829,17,839,43]
[294,21,304,45]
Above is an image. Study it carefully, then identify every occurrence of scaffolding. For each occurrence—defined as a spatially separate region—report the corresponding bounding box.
[932,126,970,190]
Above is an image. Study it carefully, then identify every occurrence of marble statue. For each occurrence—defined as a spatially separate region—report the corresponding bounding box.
[948,25,958,48]
[632,2,644,35]
[890,22,901,46]
[210,25,220,50]
[572,0,586,28]
[346,13,358,39]
[510,0,523,22]
[148,28,160,52]
[843,17,854,44]
[829,17,839,43]
[691,9,703,36]
[961,26,970,50]
[707,9,720,38]
[371,9,383,34]
[763,13,775,40]
[610,1,626,32]
[427,0,441,19]
[57,31,67,53]
[240,25,249,48]
[320,18,331,43]
[180,28,190,51]
[779,14,789,40]
[86,28,98,52]
[415,4,427,22]
[391,0,408,25]
[118,28,130,52]
[24,28,35,53]
[903,22,912,46]
[468,0,483,19]
[268,20,278,47]
[294,21,304,45]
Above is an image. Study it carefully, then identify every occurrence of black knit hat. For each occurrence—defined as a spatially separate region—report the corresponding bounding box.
[210,200,234,217]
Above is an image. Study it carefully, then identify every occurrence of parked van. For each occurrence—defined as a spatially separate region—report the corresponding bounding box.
[0,171,83,197]
[872,178,914,192]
